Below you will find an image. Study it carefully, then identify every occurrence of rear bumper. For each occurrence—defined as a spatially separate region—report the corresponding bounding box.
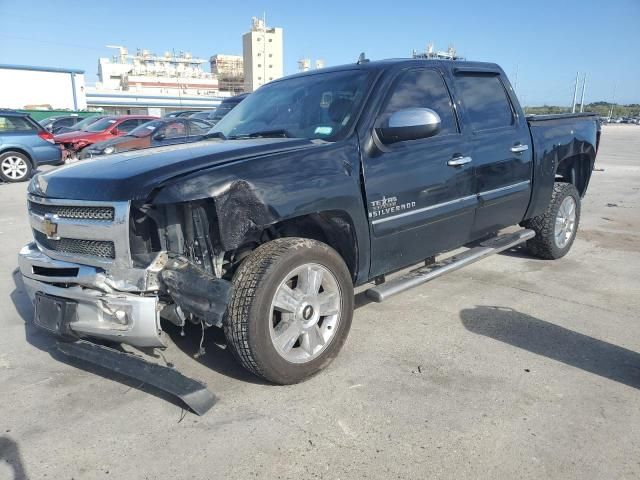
[19,242,165,348]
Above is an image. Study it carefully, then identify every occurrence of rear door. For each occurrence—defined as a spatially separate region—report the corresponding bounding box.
[363,67,476,276]
[452,70,533,237]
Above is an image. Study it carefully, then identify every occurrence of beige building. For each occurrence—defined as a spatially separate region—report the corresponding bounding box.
[210,54,244,94]
[242,17,284,92]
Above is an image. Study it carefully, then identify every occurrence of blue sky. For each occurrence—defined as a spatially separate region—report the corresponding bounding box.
[0,0,638,105]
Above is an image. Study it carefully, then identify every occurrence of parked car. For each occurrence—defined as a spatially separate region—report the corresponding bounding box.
[79,118,214,159]
[54,115,106,135]
[164,110,203,118]
[54,115,157,158]
[0,110,61,182]
[19,59,600,413]
[39,114,82,134]
[204,93,248,125]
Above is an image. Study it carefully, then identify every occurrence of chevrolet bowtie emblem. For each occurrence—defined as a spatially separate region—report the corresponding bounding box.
[42,214,59,239]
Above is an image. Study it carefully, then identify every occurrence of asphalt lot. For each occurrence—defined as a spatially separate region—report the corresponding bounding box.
[1,125,639,480]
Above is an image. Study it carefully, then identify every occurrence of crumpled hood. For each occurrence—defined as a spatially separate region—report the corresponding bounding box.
[30,138,319,201]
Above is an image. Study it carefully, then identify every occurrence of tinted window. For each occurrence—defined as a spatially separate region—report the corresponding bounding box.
[85,118,118,132]
[117,119,140,133]
[161,121,186,139]
[188,120,211,135]
[379,69,458,136]
[56,118,76,127]
[0,116,37,132]
[129,120,162,138]
[455,75,514,131]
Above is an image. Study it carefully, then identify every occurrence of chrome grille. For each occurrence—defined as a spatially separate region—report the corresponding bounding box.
[34,231,115,259]
[29,201,114,221]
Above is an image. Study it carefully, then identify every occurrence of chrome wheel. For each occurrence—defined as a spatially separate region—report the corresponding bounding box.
[269,263,342,364]
[1,155,29,180]
[554,195,577,248]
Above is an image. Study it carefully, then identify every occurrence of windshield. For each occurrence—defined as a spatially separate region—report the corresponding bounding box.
[84,117,118,132]
[128,120,163,137]
[72,115,104,131]
[210,70,372,141]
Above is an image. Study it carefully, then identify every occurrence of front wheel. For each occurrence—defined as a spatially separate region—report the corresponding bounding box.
[224,238,354,384]
[522,182,581,259]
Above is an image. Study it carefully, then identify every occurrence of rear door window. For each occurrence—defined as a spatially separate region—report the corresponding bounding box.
[378,69,458,136]
[0,115,37,132]
[455,75,514,131]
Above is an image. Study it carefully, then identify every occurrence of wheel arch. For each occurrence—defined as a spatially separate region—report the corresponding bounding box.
[233,210,360,281]
[555,153,593,197]
[0,147,34,166]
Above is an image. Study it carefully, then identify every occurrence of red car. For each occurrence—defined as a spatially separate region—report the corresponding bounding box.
[54,115,157,158]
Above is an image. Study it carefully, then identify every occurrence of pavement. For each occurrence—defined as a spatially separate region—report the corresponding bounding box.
[0,125,638,480]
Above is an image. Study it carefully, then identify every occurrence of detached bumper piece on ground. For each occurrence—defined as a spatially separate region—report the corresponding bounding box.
[56,340,217,416]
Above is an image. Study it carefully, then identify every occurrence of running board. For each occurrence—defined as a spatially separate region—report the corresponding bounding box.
[366,229,535,302]
[56,340,217,415]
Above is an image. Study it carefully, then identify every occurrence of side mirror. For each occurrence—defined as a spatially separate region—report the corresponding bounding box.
[376,108,441,144]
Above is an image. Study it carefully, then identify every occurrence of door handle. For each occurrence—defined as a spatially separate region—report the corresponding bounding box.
[447,156,472,167]
[510,144,529,153]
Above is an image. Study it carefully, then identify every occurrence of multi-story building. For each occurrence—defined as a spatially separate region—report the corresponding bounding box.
[210,54,244,94]
[242,17,284,92]
[96,46,219,96]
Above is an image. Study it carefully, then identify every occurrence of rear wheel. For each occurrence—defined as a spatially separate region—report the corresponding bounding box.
[224,238,354,384]
[0,151,32,182]
[522,182,581,259]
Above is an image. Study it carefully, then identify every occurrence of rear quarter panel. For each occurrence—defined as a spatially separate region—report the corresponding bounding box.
[525,115,597,219]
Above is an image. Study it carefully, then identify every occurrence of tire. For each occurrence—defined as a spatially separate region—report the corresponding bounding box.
[224,238,354,384]
[0,151,33,182]
[522,182,581,259]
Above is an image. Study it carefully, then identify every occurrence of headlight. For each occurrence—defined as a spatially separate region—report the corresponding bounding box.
[103,146,115,155]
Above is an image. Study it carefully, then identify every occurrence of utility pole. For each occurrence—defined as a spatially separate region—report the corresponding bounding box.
[609,83,617,118]
[579,73,587,113]
[571,72,579,113]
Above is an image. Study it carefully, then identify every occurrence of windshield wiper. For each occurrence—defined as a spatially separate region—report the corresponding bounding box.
[228,129,293,140]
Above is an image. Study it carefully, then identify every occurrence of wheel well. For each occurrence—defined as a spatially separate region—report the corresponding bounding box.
[555,154,592,196]
[0,148,33,166]
[235,211,359,280]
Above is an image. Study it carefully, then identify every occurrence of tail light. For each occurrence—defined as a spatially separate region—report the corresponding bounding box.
[38,130,55,144]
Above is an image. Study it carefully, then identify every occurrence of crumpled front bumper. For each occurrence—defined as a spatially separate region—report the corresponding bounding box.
[19,242,165,348]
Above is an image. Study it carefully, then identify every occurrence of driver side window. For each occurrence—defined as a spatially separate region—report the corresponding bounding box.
[380,69,458,136]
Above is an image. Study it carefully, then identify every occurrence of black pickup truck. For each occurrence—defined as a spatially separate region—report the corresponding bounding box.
[19,58,599,410]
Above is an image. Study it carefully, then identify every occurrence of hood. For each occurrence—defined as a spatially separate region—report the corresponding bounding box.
[54,130,103,142]
[30,138,320,201]
[89,135,149,153]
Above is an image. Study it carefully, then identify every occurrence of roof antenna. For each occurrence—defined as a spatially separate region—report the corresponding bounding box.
[357,52,369,64]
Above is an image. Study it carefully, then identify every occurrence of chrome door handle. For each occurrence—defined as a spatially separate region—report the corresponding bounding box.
[447,156,472,166]
[511,144,529,153]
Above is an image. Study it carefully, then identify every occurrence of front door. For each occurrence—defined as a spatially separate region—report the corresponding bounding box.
[363,67,477,276]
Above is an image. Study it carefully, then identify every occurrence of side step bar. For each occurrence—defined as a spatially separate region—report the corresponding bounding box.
[57,340,217,415]
[366,229,535,302]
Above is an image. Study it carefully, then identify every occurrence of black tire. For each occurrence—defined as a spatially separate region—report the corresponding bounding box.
[522,182,581,259]
[0,151,33,182]
[224,238,354,384]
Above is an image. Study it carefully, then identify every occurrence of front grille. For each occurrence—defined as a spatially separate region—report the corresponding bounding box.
[34,231,115,259]
[29,202,114,221]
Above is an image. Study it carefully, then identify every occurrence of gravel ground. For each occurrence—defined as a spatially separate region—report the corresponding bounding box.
[0,125,638,479]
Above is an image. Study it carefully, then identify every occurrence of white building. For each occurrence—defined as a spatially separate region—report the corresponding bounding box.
[210,54,244,93]
[0,64,86,110]
[242,17,284,92]
[96,47,219,96]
